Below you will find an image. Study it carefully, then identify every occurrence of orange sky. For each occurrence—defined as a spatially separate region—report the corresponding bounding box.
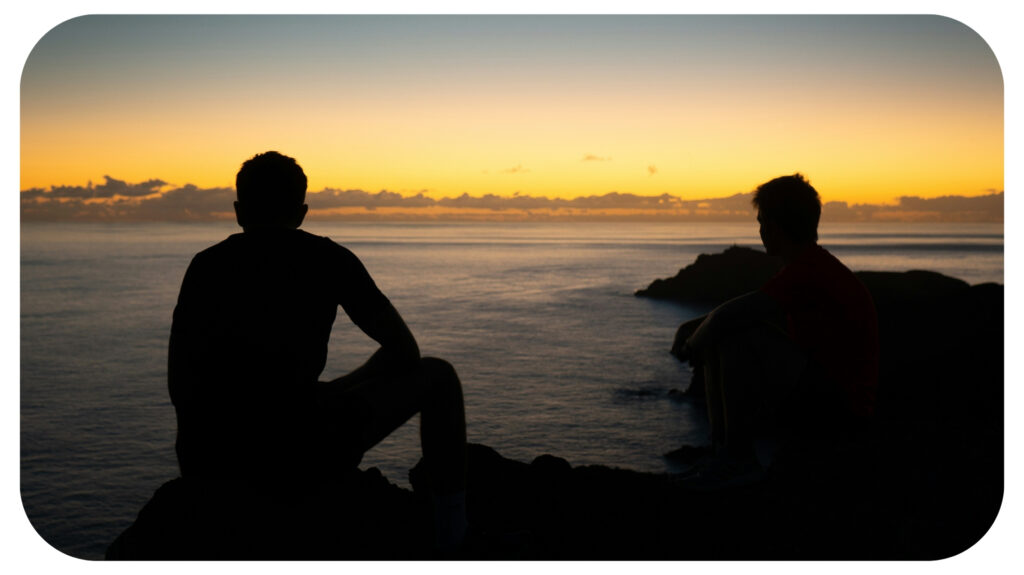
[20,15,1003,209]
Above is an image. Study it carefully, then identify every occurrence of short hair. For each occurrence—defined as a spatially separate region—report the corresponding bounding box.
[751,173,821,243]
[235,151,307,224]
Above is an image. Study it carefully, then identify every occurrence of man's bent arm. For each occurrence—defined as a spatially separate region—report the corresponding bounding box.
[336,302,421,385]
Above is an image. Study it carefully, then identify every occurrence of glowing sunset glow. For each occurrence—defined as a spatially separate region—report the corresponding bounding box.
[21,15,1003,219]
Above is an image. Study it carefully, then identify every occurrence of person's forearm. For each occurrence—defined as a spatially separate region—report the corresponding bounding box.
[357,302,420,367]
[334,343,420,388]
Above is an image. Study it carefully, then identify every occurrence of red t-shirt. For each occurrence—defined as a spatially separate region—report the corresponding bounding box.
[760,245,879,418]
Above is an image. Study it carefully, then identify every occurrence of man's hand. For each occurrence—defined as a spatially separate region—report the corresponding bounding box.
[671,315,707,362]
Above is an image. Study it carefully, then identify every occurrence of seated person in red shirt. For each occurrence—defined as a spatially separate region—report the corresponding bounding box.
[680,174,879,481]
[168,151,468,551]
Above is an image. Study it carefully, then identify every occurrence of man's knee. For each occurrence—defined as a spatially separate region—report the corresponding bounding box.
[419,357,461,394]
[419,356,455,377]
[708,323,791,359]
[698,329,749,364]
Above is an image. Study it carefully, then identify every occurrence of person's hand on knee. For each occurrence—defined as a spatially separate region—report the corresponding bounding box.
[672,314,708,361]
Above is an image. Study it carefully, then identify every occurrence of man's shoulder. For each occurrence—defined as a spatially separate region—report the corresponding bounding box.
[763,245,852,293]
[784,245,850,275]
[189,229,361,271]
[284,230,368,271]
[811,245,860,280]
[198,229,344,250]
[811,244,842,263]
[296,229,359,258]
[189,233,243,262]
[806,245,874,304]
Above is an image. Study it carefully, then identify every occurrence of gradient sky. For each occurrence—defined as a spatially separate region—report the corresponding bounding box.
[21,15,1003,206]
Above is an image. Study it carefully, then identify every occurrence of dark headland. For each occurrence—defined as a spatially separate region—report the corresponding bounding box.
[107,246,1003,560]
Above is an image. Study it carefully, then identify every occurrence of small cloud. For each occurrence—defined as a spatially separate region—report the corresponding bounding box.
[647,165,658,176]
[501,164,529,175]
[95,175,169,197]
[582,154,611,162]
[23,176,169,199]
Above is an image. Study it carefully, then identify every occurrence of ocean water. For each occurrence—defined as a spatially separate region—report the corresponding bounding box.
[19,220,1003,559]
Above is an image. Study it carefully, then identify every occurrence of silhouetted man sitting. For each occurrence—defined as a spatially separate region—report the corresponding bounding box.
[168,151,468,552]
[678,174,879,485]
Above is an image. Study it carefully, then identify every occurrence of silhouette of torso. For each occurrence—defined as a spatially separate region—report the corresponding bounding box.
[168,228,390,482]
[761,244,879,418]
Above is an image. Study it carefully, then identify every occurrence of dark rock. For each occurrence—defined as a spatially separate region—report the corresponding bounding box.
[109,429,998,560]
[530,453,572,474]
[663,444,710,464]
[635,245,783,304]
[856,269,969,309]
[106,467,430,560]
[636,244,978,310]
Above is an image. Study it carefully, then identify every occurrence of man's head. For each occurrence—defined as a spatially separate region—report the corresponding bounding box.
[234,151,309,230]
[751,173,821,255]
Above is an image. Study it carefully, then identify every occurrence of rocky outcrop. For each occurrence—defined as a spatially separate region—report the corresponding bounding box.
[105,466,432,560]
[108,430,997,560]
[635,245,783,303]
[634,244,981,310]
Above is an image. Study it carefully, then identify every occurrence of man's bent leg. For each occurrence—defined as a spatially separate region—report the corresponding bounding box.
[416,358,467,494]
[700,324,806,460]
[320,357,466,490]
[701,339,760,460]
[319,357,468,551]
[413,359,468,552]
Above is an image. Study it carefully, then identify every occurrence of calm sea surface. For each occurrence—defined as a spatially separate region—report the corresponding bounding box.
[20,220,1003,559]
